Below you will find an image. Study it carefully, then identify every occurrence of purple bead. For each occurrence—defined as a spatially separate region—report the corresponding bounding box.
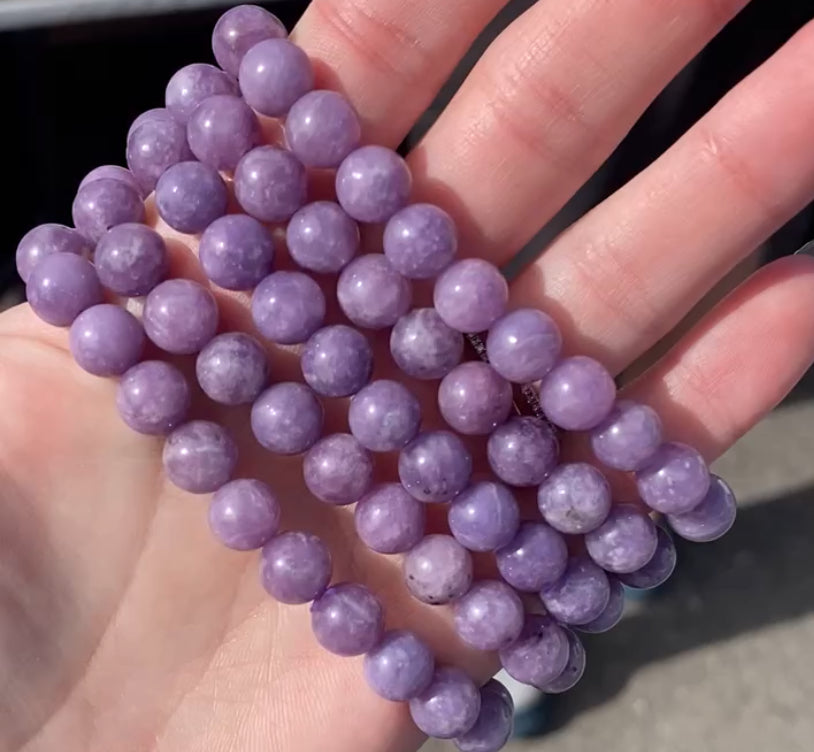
[409,666,481,739]
[303,433,373,505]
[591,400,663,471]
[286,201,359,274]
[540,355,617,431]
[498,615,570,688]
[196,332,269,405]
[116,360,190,435]
[453,580,524,651]
[212,4,287,77]
[585,504,659,574]
[261,531,331,604]
[72,179,145,243]
[454,680,514,752]
[390,307,464,380]
[337,254,412,330]
[667,474,736,542]
[486,308,562,383]
[127,108,179,140]
[336,146,412,223]
[537,462,612,534]
[285,90,360,168]
[354,483,426,554]
[69,304,144,376]
[239,38,314,117]
[301,325,373,397]
[95,224,168,296]
[199,214,274,290]
[15,224,91,283]
[619,526,677,589]
[576,576,625,634]
[448,481,520,552]
[364,630,435,701]
[187,94,260,171]
[348,380,421,452]
[487,416,559,488]
[162,420,238,493]
[404,534,473,605]
[234,145,307,222]
[126,115,192,194]
[311,583,383,657]
[637,442,711,515]
[79,165,144,198]
[143,279,218,355]
[541,556,611,626]
[383,203,457,280]
[438,361,513,436]
[251,271,325,345]
[165,63,238,122]
[398,430,472,503]
[26,252,102,326]
[251,382,323,454]
[155,161,228,234]
[496,522,568,592]
[434,258,508,333]
[539,629,585,693]
[208,478,280,550]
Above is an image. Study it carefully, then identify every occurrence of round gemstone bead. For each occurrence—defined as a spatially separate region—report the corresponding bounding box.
[348,380,421,452]
[336,145,411,223]
[260,531,331,604]
[404,534,473,605]
[537,462,612,534]
[398,430,472,503]
[285,90,360,168]
[390,307,463,380]
[69,304,144,376]
[383,203,457,280]
[196,332,269,405]
[434,258,508,333]
[234,145,307,222]
[486,308,562,383]
[448,481,520,552]
[239,38,314,117]
[116,360,190,435]
[498,615,570,688]
[211,4,287,76]
[576,576,625,634]
[79,165,144,198]
[187,94,260,171]
[162,420,238,494]
[453,580,524,651]
[496,521,568,592]
[126,115,192,194]
[337,254,412,330]
[637,442,711,515]
[26,252,102,326]
[143,279,218,355]
[311,583,383,657]
[199,214,274,290]
[155,161,228,234]
[165,63,238,122]
[16,224,91,284]
[487,416,559,487]
[251,271,325,345]
[127,107,179,140]
[666,474,736,542]
[301,325,373,397]
[95,223,168,296]
[454,680,514,752]
[72,178,145,243]
[540,355,617,431]
[286,201,359,274]
[591,400,663,471]
[540,556,611,626]
[251,382,323,455]
[364,630,435,702]
[354,483,426,554]
[409,666,481,740]
[619,525,677,589]
[438,361,513,435]
[208,478,280,550]
[539,629,586,693]
[303,434,373,505]
[585,504,659,574]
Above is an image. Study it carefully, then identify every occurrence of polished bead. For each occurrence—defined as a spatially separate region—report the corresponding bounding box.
[576,576,625,634]
[487,416,559,487]
[354,483,426,554]
[438,361,513,435]
[15,224,90,283]
[496,521,568,592]
[383,203,457,280]
[348,380,421,452]
[537,462,612,534]
[540,556,611,626]
[116,360,190,435]
[165,63,238,122]
[199,214,274,290]
[448,481,520,552]
[404,534,473,605]
[251,271,325,345]
[143,279,218,354]
[637,442,711,515]
[286,201,359,274]
[454,680,514,752]
[239,38,313,117]
[155,161,228,234]
[585,504,659,574]
[126,115,192,194]
[162,420,238,493]
[434,258,508,333]
[591,400,663,471]
[498,615,570,689]
[364,630,434,701]
[538,629,585,694]
[127,107,179,140]
[453,580,524,651]
[285,90,360,168]
[409,667,481,739]
[398,430,472,503]
[667,474,736,543]
[486,308,562,383]
[79,165,144,198]
[336,145,411,223]
[251,382,323,455]
[390,307,464,380]
[539,355,616,431]
[95,223,168,296]
[196,332,268,405]
[208,478,280,550]
[311,583,383,656]
[260,531,331,604]
[619,525,677,589]
[234,145,307,222]
[212,4,287,76]
[72,178,145,243]
[187,94,260,171]
[301,325,373,397]
[69,304,144,376]
[337,254,412,330]
[26,252,102,326]
[303,434,373,505]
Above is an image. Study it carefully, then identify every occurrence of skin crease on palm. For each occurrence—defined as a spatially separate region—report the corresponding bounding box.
[4,0,814,749]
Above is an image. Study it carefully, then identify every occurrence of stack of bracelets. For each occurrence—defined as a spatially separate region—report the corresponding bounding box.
[15,5,738,750]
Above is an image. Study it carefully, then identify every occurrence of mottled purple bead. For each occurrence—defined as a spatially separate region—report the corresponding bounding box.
[576,576,625,634]
[540,556,611,626]
[667,474,736,543]
[127,108,179,140]
[486,308,562,383]
[409,666,481,739]
[390,307,464,380]
[251,382,323,455]
[199,214,274,290]
[539,628,585,693]
[540,355,617,431]
[79,165,144,198]
[585,504,659,574]
[212,4,287,77]
[72,179,145,243]
[303,433,373,505]
[487,416,559,488]
[285,90,360,168]
[208,478,280,550]
[239,38,313,117]
[143,279,218,355]
[453,580,524,651]
[348,380,420,452]
[165,63,238,122]
[187,94,260,171]
[15,224,91,283]
[354,483,426,554]
[498,615,570,689]
[398,431,472,503]
[537,462,612,535]
[311,583,383,657]
[261,531,331,604]
[637,442,711,515]
[286,201,359,274]
[196,332,269,405]
[454,680,514,752]
[496,522,568,592]
[337,254,412,330]
[438,361,513,436]
[619,525,677,589]
[126,115,192,194]
[301,325,373,397]
[234,145,307,222]
[69,304,144,377]
[95,224,168,296]
[116,360,190,435]
[404,534,473,605]
[26,252,102,326]
[383,203,457,280]
[155,161,228,234]
[251,271,325,345]
[162,420,238,494]
[434,258,508,333]
[336,146,411,223]
[591,400,663,471]
[364,630,435,701]
[448,482,520,552]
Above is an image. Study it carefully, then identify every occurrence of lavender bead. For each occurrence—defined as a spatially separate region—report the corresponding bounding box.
[69,304,144,376]
[116,360,190,435]
[311,583,384,657]
[390,307,463,380]
[165,63,238,122]
[540,355,617,431]
[239,38,313,117]
[234,146,307,222]
[303,434,373,505]
[199,214,274,290]
[336,146,412,223]
[143,279,218,355]
[162,420,238,494]
[251,271,325,344]
[637,442,711,515]
[487,416,559,487]
[539,629,586,693]
[354,483,426,554]
[26,252,102,326]
[72,179,145,243]
[337,254,412,330]
[619,526,677,589]
[348,380,421,452]
[208,478,280,550]
[261,531,331,604]
[364,630,435,701]
[79,165,144,198]
[398,430,472,503]
[285,90,360,168]
[438,361,513,436]
[498,615,570,688]
[496,522,568,592]
[15,224,90,283]
[301,325,373,397]
[434,258,508,333]
[540,556,611,626]
[95,224,168,296]
[667,475,737,542]
[448,481,520,552]
[591,400,663,471]
[196,332,269,405]
[585,504,659,574]
[286,201,360,274]
[155,161,228,234]
[383,203,457,280]
[454,680,514,752]
[127,107,179,140]
[187,94,260,171]
[126,115,192,194]
[409,666,481,739]
[404,534,473,605]
[212,4,287,76]
[537,462,612,534]
[486,308,562,383]
[251,382,323,455]
[453,580,524,651]
[576,576,625,634]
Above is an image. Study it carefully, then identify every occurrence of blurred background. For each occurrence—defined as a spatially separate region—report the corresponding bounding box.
[2,1,814,751]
